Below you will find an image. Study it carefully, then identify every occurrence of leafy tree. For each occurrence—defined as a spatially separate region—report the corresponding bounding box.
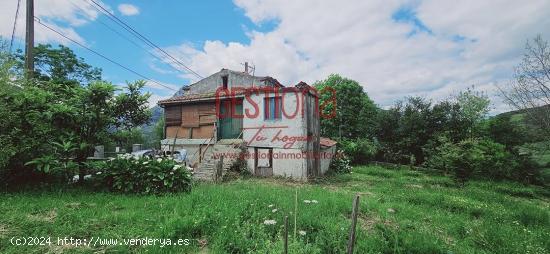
[314,74,378,139]
[376,97,437,164]
[454,87,490,138]
[16,44,102,84]
[153,117,165,149]
[113,80,152,130]
[1,45,151,184]
[376,89,490,165]
[487,114,532,150]
[112,81,152,149]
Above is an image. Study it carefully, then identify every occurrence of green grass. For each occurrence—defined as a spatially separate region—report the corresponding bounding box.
[1,166,549,253]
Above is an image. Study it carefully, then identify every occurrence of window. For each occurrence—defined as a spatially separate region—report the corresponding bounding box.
[222,75,228,89]
[264,97,282,120]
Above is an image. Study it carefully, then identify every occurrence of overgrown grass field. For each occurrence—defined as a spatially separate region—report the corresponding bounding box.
[1,165,549,253]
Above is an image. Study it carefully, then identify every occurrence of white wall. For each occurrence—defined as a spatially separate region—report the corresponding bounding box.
[245,147,308,179]
[242,91,308,149]
[320,146,336,175]
[241,91,313,179]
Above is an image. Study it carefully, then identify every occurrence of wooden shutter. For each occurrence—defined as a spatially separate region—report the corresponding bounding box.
[182,105,200,127]
[165,106,182,126]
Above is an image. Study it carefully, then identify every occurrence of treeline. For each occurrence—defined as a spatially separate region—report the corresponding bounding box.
[315,80,547,185]
[316,35,550,185]
[316,74,547,185]
[0,43,153,188]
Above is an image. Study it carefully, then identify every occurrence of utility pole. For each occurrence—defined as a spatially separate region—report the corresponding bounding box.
[25,0,34,77]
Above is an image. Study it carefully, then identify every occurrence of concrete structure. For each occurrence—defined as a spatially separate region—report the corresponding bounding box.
[158,68,336,180]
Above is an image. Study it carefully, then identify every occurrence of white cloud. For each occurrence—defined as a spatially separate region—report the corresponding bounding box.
[144,80,181,93]
[0,0,109,45]
[118,4,140,16]
[147,93,171,108]
[159,0,550,113]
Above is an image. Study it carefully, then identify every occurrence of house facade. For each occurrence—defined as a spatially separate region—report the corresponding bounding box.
[158,68,335,180]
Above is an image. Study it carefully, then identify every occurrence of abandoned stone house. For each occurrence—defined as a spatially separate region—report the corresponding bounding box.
[157,68,336,180]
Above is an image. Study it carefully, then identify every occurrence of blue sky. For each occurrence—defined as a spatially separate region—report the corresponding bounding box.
[1,0,550,112]
[49,0,274,102]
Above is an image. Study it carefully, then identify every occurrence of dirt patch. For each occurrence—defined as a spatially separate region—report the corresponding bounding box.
[28,209,57,223]
[357,213,397,232]
[358,213,381,231]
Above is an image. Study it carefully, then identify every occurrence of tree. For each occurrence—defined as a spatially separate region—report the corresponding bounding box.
[1,45,151,184]
[376,97,434,164]
[314,74,378,139]
[487,114,532,150]
[16,44,102,85]
[112,80,152,149]
[454,87,490,138]
[375,89,490,165]
[500,35,550,139]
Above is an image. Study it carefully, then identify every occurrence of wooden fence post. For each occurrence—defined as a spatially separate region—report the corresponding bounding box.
[347,195,360,254]
[284,216,289,254]
[294,188,298,240]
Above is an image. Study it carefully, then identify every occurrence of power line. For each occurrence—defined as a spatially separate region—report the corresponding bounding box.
[9,0,22,52]
[71,0,194,79]
[86,0,204,79]
[71,1,144,50]
[34,17,177,92]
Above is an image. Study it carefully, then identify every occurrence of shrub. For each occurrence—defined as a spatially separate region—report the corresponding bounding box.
[512,152,545,185]
[338,138,378,164]
[95,154,192,194]
[425,138,516,185]
[328,150,352,174]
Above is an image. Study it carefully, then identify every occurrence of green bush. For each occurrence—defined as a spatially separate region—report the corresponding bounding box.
[95,154,192,194]
[425,138,516,185]
[328,150,352,174]
[338,138,378,164]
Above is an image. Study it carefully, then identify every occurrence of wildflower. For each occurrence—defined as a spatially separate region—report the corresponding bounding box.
[303,200,311,204]
[272,209,278,213]
[263,220,277,225]
[311,200,318,204]
[142,161,149,165]
[299,230,306,236]
[96,171,102,175]
[268,204,274,208]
